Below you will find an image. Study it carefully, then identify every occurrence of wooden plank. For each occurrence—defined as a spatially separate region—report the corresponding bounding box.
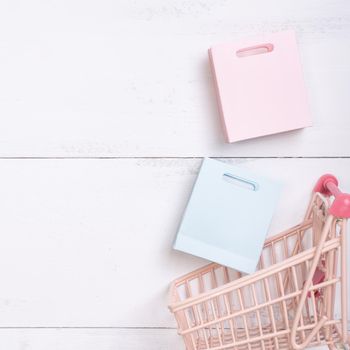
[0,328,331,350]
[0,0,349,157]
[0,328,183,350]
[0,158,348,327]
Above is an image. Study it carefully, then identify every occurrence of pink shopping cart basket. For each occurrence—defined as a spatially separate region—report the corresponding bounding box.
[169,175,350,350]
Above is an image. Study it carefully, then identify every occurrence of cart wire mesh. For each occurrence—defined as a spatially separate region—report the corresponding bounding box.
[169,187,349,350]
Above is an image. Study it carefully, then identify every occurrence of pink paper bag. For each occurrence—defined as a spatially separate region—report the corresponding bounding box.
[209,31,311,143]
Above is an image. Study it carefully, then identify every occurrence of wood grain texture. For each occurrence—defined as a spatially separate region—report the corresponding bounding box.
[0,0,349,157]
[0,1,349,348]
[0,158,348,328]
[0,329,329,350]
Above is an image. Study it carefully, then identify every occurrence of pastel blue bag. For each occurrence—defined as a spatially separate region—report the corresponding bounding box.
[174,158,282,274]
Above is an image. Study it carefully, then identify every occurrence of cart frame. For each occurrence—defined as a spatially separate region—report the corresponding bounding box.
[169,174,350,350]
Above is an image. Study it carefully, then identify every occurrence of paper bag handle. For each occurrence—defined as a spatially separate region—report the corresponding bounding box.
[222,173,259,191]
[236,43,274,58]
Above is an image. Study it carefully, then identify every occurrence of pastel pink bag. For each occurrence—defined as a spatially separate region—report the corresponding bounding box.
[209,31,312,143]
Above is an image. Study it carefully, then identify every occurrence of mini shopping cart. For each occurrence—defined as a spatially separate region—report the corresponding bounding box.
[169,175,350,350]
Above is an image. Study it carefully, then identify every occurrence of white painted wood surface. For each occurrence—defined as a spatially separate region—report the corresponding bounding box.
[0,159,349,349]
[0,0,349,349]
[0,0,349,157]
[0,329,330,350]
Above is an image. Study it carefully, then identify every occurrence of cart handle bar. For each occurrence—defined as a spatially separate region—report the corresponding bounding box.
[314,174,350,218]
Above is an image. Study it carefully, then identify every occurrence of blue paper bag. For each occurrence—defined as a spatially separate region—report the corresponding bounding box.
[174,158,282,274]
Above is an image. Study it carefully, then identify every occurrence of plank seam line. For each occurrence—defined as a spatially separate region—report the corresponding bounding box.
[0,157,348,160]
[0,327,177,330]
[1,325,349,329]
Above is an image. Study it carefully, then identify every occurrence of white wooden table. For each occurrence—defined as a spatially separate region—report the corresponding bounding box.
[0,1,349,349]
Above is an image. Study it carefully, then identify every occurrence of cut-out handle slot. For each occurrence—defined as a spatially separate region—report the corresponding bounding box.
[236,43,274,58]
[222,173,259,191]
